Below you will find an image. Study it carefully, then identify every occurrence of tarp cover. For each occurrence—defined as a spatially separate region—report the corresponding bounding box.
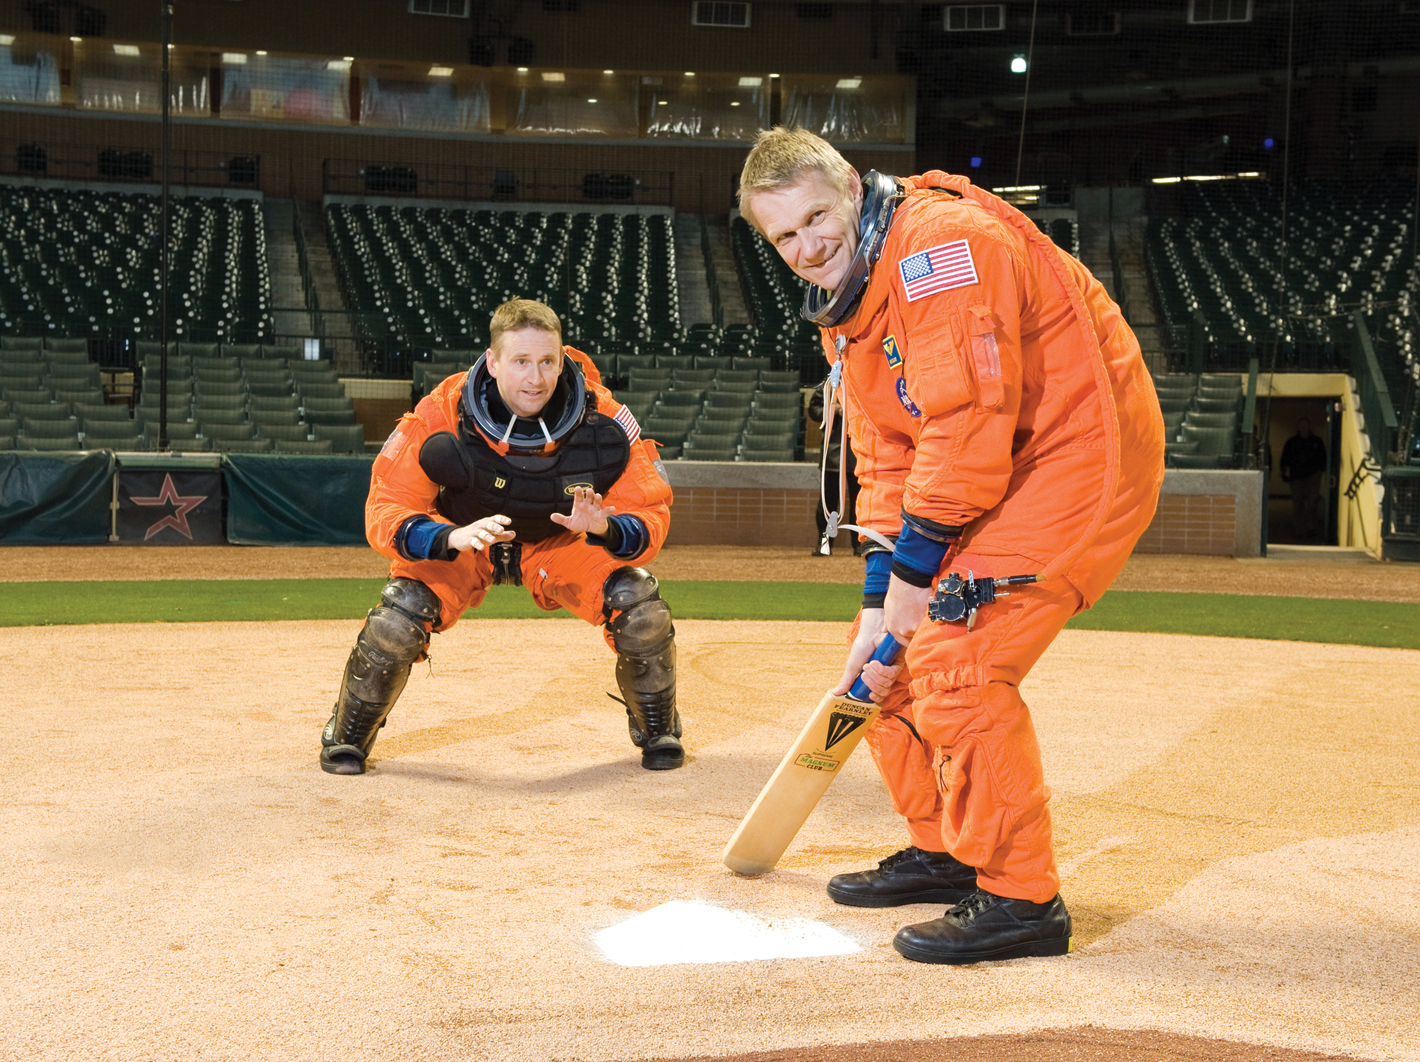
[224,453,373,546]
[0,450,115,544]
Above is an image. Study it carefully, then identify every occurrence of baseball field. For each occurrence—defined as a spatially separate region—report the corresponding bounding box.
[2,545,1417,1062]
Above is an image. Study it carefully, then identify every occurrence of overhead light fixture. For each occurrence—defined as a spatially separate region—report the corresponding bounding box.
[685,71,695,77]
[730,101,741,107]
[993,184,1042,192]
[587,97,597,103]
[222,52,248,65]
[429,65,453,76]
[603,69,614,75]
[542,71,565,82]
[738,76,762,87]
[768,72,780,79]
[255,50,268,56]
[1010,54,1027,74]
[343,56,354,62]
[658,100,668,105]
[516,66,529,73]
[113,44,140,56]
[836,78,861,89]
[70,36,82,43]
[0,35,14,46]
[327,59,351,70]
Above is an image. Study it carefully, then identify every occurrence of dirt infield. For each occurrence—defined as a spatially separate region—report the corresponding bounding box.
[2,548,1417,1061]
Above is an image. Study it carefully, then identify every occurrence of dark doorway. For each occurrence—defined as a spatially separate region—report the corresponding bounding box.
[1264,397,1339,545]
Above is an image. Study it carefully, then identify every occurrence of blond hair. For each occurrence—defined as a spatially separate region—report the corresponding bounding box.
[738,127,855,230]
[489,298,562,352]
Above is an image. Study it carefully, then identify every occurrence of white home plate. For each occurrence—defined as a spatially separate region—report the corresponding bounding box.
[595,900,862,967]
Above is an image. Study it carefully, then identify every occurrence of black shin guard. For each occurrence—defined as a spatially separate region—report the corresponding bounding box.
[605,568,683,770]
[320,578,441,775]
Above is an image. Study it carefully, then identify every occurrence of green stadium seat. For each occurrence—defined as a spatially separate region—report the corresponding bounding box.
[256,423,313,442]
[202,422,256,442]
[739,448,796,462]
[1,336,44,350]
[297,383,349,401]
[195,408,249,426]
[22,435,80,451]
[167,438,214,452]
[217,437,275,452]
[311,423,366,453]
[303,409,357,427]
[81,432,147,451]
[275,438,335,454]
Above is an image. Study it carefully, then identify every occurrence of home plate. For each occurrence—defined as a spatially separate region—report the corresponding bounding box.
[594,900,862,966]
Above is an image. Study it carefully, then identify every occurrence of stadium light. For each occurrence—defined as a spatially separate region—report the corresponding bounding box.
[429,66,453,76]
[1011,54,1027,74]
[739,77,762,87]
[222,52,247,65]
[542,72,565,82]
[114,44,140,56]
[836,78,862,89]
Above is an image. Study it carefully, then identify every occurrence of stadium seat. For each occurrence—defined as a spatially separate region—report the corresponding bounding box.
[217,437,275,453]
[256,423,313,443]
[275,438,335,454]
[202,422,256,443]
[312,423,366,453]
[81,431,146,451]
[21,435,80,450]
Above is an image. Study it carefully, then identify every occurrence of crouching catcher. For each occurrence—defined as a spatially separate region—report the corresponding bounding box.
[320,298,682,774]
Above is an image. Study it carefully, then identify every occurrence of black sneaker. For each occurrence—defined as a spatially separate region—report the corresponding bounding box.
[892,888,1072,964]
[826,846,977,908]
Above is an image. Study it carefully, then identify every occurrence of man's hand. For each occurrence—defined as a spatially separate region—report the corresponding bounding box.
[550,487,614,536]
[447,514,515,552]
[830,608,904,702]
[883,572,934,646]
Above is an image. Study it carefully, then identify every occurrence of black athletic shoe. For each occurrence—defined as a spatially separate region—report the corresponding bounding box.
[641,733,685,770]
[319,714,370,775]
[826,846,977,908]
[892,888,1072,964]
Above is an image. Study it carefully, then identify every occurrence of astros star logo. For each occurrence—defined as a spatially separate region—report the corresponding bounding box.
[129,473,207,541]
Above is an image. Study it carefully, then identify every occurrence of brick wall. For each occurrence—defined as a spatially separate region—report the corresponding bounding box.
[1133,493,1239,555]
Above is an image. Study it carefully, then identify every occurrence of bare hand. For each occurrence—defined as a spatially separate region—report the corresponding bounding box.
[830,608,904,702]
[447,515,515,552]
[883,573,934,646]
[549,487,614,536]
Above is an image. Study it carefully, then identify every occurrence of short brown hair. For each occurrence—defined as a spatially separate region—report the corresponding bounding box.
[738,127,855,230]
[489,298,562,352]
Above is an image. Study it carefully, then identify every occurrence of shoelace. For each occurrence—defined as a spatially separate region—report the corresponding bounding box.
[877,848,923,871]
[951,891,992,919]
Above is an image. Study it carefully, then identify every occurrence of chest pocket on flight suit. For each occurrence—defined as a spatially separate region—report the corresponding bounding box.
[905,337,975,418]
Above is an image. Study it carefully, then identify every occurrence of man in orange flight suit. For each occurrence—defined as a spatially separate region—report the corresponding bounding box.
[740,128,1164,964]
[318,298,684,775]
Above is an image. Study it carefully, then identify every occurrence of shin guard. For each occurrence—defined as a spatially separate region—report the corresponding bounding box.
[605,567,683,770]
[320,578,441,775]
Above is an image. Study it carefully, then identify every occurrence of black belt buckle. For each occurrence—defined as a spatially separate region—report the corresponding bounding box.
[490,541,523,587]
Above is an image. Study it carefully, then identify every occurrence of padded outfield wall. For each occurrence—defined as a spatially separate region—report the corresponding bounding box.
[0,451,1265,557]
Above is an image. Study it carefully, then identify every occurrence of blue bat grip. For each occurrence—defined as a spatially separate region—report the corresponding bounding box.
[846,635,901,702]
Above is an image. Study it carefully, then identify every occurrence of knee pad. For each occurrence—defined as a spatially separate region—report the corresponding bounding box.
[604,568,672,656]
[361,577,440,667]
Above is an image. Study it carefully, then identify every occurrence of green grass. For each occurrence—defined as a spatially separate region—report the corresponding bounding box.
[0,579,1416,648]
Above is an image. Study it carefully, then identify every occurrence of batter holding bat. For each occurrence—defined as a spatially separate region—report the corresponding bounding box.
[736,129,1164,964]
[318,298,683,775]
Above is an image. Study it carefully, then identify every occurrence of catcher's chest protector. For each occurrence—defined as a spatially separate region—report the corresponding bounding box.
[420,404,631,542]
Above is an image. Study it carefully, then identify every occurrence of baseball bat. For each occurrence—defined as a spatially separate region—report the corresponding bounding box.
[722,635,902,876]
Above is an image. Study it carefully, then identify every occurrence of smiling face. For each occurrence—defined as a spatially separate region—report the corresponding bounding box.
[746,167,864,292]
[486,327,563,418]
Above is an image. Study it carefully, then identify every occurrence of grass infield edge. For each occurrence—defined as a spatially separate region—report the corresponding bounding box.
[0,579,1416,649]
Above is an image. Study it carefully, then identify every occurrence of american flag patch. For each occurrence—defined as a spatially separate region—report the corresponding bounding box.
[613,404,641,444]
[898,240,978,302]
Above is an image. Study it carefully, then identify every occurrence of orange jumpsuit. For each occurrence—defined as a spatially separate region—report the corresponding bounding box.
[365,348,673,636]
[825,172,1165,902]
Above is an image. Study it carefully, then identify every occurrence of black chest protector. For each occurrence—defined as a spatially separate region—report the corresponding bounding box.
[417,391,632,543]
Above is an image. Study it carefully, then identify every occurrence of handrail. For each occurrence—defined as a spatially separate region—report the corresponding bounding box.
[1352,312,1400,463]
[698,214,723,330]
[290,200,324,340]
